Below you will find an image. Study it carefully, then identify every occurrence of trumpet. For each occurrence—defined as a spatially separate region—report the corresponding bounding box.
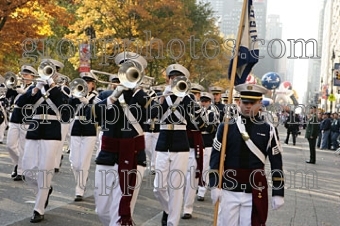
[4,71,45,89]
[38,60,56,80]
[69,78,88,98]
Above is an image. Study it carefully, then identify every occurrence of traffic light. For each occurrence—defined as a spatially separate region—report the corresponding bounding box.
[336,70,340,80]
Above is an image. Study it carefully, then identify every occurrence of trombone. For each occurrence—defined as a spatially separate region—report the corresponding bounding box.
[38,60,56,80]
[152,76,191,100]
[90,70,119,86]
[90,61,143,89]
[69,78,88,98]
[4,71,45,89]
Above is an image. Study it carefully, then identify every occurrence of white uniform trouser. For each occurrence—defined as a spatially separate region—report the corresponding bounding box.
[54,123,70,169]
[69,136,97,196]
[154,151,189,226]
[94,164,145,226]
[95,130,103,158]
[217,190,252,226]
[144,132,159,171]
[6,122,28,175]
[22,139,59,215]
[197,147,212,197]
[0,120,7,142]
[183,148,198,215]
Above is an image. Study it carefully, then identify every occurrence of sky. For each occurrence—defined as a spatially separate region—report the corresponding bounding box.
[266,0,323,100]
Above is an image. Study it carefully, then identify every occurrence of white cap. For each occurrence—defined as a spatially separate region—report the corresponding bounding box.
[166,64,190,78]
[42,59,64,70]
[114,52,147,72]
[234,83,268,101]
[191,83,204,93]
[200,92,213,101]
[80,72,97,81]
[20,65,38,76]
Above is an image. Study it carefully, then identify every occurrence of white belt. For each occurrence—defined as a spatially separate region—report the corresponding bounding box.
[74,116,86,120]
[160,124,186,130]
[201,131,209,134]
[33,114,59,120]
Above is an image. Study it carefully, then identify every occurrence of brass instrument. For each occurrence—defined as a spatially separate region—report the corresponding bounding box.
[69,78,88,98]
[90,61,143,89]
[38,60,56,80]
[90,70,119,86]
[55,73,71,86]
[139,75,154,89]
[117,61,143,88]
[4,71,46,89]
[171,75,191,97]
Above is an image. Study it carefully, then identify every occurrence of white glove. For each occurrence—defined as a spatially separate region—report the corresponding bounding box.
[211,188,222,205]
[109,86,128,101]
[163,85,172,95]
[78,97,89,105]
[36,81,47,90]
[271,196,284,210]
[47,77,55,86]
[16,87,26,94]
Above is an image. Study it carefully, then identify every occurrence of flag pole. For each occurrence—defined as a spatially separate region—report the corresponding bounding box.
[213,0,248,225]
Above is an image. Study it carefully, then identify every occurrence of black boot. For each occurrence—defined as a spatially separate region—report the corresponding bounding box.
[161,211,168,226]
[30,210,44,223]
[11,165,18,178]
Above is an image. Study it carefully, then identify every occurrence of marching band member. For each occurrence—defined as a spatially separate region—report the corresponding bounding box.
[153,64,197,226]
[6,65,37,181]
[144,86,162,175]
[21,59,70,223]
[0,84,9,144]
[182,84,206,220]
[196,92,219,202]
[209,86,225,121]
[209,83,284,226]
[93,52,154,225]
[69,72,99,201]
[54,72,71,173]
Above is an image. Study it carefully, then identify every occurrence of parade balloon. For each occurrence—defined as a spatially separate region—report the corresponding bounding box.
[280,81,292,90]
[261,72,281,90]
[262,97,273,107]
[245,74,257,84]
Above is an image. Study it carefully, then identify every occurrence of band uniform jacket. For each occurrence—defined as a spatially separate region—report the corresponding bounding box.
[7,84,35,124]
[155,93,198,152]
[209,115,284,195]
[69,90,98,137]
[21,84,70,140]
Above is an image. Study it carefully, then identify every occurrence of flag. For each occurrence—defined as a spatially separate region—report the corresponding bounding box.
[228,0,259,85]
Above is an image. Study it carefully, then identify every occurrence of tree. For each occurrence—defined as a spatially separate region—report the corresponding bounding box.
[0,0,74,73]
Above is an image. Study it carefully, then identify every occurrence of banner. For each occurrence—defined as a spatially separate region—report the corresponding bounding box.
[79,43,91,72]
[228,0,259,85]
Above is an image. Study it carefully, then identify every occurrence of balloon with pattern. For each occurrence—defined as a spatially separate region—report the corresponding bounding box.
[261,72,281,90]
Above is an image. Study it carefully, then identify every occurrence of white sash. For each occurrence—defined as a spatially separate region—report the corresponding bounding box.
[236,116,266,164]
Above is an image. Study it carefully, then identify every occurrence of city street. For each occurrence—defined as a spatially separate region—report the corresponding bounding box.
[1,126,340,226]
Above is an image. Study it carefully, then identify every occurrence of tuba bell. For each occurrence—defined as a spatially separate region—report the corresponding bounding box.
[171,75,191,97]
[38,60,56,80]
[118,61,143,88]
[69,78,88,98]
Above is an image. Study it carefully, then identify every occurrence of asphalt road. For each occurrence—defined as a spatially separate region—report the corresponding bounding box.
[1,126,340,226]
